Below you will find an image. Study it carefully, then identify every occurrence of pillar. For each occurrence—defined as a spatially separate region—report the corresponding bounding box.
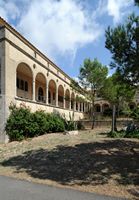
[33,75,35,101]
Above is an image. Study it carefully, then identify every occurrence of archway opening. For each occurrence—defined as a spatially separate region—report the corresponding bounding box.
[65,89,70,109]
[71,92,75,110]
[102,104,109,112]
[58,85,64,108]
[35,73,46,103]
[16,63,33,100]
[48,80,56,106]
[95,104,101,112]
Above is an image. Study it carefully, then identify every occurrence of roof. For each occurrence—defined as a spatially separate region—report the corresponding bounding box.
[0,17,72,81]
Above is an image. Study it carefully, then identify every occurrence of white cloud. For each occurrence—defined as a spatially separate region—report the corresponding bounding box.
[107,0,134,23]
[15,0,102,60]
[0,0,20,21]
[0,0,134,64]
[0,0,102,61]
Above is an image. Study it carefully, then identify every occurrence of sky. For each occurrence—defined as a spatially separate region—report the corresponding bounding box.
[0,0,138,78]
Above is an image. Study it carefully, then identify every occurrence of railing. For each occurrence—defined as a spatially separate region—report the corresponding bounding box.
[17,89,32,100]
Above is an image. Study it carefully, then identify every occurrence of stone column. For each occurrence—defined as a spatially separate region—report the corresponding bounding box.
[46,85,48,104]
[69,97,71,110]
[33,75,35,101]
[63,90,65,109]
[56,86,58,107]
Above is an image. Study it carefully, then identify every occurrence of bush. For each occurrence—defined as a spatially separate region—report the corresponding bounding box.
[131,107,139,120]
[107,122,139,139]
[32,111,49,135]
[45,113,65,133]
[6,104,34,141]
[107,130,126,138]
[125,122,139,138]
[6,104,86,141]
[6,105,65,141]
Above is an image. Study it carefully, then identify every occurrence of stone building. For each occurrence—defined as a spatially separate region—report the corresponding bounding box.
[0,17,90,142]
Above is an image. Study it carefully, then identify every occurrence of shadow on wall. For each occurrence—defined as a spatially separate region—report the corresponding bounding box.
[1,140,139,197]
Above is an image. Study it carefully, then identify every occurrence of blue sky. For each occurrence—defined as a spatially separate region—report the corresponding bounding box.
[0,0,138,78]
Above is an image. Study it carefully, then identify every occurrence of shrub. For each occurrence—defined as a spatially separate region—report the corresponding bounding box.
[32,111,49,135]
[46,113,65,132]
[6,104,86,141]
[131,106,139,120]
[125,122,139,138]
[6,104,34,141]
[107,122,139,139]
[107,130,126,138]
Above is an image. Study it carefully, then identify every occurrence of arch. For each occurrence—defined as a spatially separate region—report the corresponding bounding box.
[95,104,101,112]
[65,89,70,109]
[16,62,33,100]
[71,92,75,110]
[48,80,56,105]
[35,73,46,103]
[102,103,109,112]
[58,85,64,107]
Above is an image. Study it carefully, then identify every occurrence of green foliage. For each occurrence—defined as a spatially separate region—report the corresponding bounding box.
[78,58,108,127]
[125,122,139,138]
[62,113,77,131]
[131,106,139,119]
[135,0,139,6]
[45,113,65,133]
[79,58,108,91]
[70,79,84,95]
[6,105,65,141]
[32,111,49,135]
[107,130,126,138]
[6,104,33,141]
[103,108,112,116]
[105,14,139,84]
[6,104,86,141]
[101,72,135,105]
[108,122,139,139]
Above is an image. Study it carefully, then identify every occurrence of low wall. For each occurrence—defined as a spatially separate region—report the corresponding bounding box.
[15,98,88,121]
[78,120,133,129]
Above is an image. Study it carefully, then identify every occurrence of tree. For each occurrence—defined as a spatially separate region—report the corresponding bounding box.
[79,58,108,128]
[135,0,139,6]
[105,14,139,84]
[101,73,135,132]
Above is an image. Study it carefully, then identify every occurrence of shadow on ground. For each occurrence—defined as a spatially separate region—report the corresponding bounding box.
[1,140,139,197]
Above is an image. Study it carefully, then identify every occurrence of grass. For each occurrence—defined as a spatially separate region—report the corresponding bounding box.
[0,127,139,199]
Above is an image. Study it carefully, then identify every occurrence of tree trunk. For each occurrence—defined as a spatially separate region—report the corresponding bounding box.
[111,104,117,132]
[91,92,95,129]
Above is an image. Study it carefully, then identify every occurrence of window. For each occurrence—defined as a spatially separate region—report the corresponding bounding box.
[17,78,28,92]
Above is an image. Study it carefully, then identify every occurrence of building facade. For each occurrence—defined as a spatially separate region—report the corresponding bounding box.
[0,17,90,142]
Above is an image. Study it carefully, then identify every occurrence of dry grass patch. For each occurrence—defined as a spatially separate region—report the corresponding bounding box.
[0,127,139,199]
